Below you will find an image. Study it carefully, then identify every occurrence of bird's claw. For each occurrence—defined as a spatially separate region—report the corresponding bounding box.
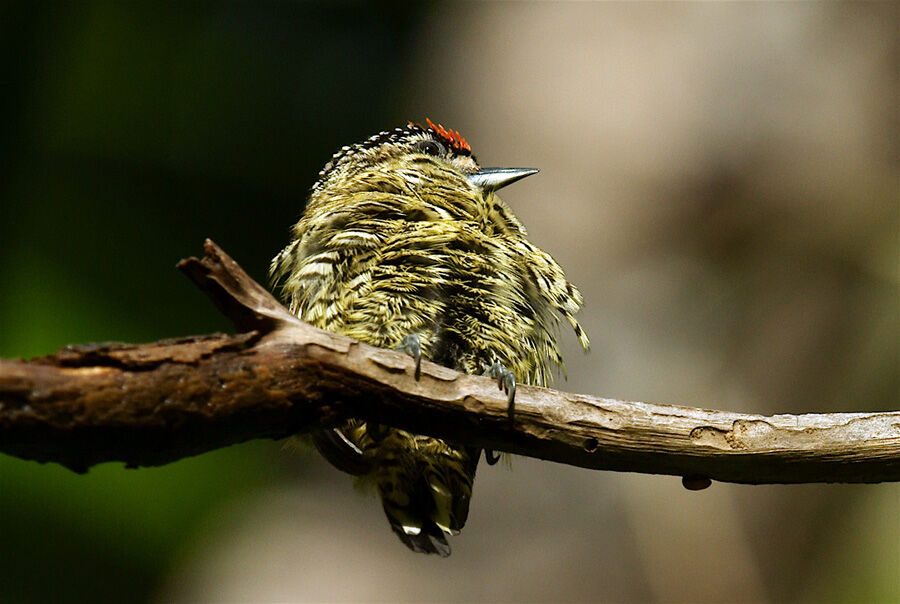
[484,449,501,465]
[484,362,516,419]
[397,334,422,381]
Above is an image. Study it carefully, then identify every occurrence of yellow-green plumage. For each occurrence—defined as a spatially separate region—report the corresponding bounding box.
[271,122,588,555]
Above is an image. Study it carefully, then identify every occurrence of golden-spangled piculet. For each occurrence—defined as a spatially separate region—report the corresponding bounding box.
[271,119,589,556]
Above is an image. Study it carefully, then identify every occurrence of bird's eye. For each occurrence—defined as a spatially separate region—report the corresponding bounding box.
[417,139,444,157]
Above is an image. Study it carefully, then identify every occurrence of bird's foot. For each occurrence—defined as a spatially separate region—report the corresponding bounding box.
[484,362,516,419]
[484,449,501,465]
[396,334,423,381]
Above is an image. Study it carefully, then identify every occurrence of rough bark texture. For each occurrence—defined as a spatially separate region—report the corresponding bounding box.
[1,240,898,483]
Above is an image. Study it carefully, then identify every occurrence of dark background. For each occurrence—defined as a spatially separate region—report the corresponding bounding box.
[1,2,897,602]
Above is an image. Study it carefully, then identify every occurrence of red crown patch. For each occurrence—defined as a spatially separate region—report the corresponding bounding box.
[423,118,472,154]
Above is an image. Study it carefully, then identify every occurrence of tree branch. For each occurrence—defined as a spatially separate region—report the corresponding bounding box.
[1,240,898,483]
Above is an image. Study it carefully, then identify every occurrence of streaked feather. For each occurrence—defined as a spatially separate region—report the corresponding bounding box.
[271,123,588,555]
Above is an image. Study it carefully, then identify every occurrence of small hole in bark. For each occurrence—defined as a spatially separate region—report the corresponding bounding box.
[583,437,599,452]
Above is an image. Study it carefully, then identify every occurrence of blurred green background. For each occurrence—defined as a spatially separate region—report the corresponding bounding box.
[1,2,897,603]
[1,3,428,602]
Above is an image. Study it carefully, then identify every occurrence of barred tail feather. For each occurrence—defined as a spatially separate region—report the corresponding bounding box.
[375,433,478,556]
[386,512,451,557]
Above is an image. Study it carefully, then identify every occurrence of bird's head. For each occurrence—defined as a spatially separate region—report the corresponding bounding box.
[308,120,537,210]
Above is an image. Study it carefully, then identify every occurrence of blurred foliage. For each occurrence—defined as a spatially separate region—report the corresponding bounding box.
[0,2,427,602]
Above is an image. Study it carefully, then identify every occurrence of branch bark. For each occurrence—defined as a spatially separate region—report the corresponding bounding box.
[1,240,898,483]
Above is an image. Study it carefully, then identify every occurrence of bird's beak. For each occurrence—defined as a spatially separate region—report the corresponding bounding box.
[468,167,539,192]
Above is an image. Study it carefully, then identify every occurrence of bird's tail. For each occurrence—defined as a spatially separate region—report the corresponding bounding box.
[374,430,479,557]
[313,422,479,556]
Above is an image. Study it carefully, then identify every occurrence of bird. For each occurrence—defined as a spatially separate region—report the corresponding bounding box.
[270,119,589,556]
